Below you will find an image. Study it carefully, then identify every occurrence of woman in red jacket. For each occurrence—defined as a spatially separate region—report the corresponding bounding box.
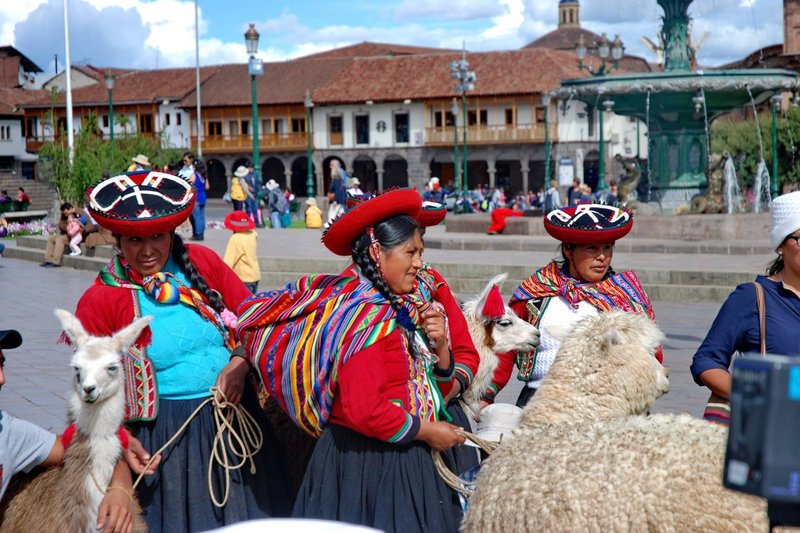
[238,189,466,532]
[73,170,292,532]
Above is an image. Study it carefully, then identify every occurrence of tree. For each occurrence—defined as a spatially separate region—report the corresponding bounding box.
[38,112,184,205]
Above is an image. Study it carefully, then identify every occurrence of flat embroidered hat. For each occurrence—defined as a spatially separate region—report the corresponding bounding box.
[544,204,633,244]
[86,170,196,237]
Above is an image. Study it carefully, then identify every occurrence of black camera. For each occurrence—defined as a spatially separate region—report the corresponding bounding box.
[724,354,800,527]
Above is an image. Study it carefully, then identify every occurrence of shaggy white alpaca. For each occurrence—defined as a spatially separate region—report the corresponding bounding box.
[464,311,768,533]
[0,310,150,533]
[459,273,540,421]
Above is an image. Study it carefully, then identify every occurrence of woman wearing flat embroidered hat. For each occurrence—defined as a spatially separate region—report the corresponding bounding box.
[692,191,800,425]
[238,188,465,532]
[71,170,293,531]
[482,203,661,409]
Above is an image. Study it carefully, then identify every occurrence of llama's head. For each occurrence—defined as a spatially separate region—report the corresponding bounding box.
[534,310,668,422]
[462,273,540,354]
[55,309,152,404]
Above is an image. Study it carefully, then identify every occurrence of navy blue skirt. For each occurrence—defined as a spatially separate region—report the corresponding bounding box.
[129,388,294,532]
[443,400,480,475]
[294,423,463,533]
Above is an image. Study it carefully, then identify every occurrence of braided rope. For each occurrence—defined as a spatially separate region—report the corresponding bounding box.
[432,428,500,497]
[132,386,263,508]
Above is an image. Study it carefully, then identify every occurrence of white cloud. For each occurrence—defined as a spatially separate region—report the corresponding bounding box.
[482,0,525,40]
[394,0,502,22]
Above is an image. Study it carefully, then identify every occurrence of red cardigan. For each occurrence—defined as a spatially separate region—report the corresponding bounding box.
[74,245,250,421]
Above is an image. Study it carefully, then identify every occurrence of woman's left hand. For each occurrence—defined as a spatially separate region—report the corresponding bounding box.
[214,357,250,405]
[421,309,448,348]
[96,489,133,533]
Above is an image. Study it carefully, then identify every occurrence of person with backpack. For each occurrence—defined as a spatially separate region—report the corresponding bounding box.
[266,179,288,229]
[543,178,562,213]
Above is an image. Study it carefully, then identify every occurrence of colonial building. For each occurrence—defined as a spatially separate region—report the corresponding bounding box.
[0,46,43,177]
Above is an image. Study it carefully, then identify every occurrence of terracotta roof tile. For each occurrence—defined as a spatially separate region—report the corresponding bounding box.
[22,66,219,108]
[0,87,46,116]
[311,48,591,104]
[297,41,455,60]
[178,58,353,108]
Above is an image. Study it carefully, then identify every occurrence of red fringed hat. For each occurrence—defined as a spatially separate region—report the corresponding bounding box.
[544,204,633,244]
[417,201,446,227]
[481,285,505,319]
[86,170,195,237]
[323,188,422,256]
[224,210,255,232]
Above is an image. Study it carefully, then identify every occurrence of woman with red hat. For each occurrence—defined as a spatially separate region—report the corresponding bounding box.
[71,170,292,531]
[238,189,466,532]
[481,204,662,409]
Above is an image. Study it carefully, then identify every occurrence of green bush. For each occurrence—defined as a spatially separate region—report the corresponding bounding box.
[38,113,184,205]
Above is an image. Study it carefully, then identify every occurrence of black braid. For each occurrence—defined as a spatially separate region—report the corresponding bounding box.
[171,234,227,312]
[352,242,405,314]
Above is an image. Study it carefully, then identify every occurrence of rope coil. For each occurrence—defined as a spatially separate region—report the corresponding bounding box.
[432,428,500,497]
[132,386,263,507]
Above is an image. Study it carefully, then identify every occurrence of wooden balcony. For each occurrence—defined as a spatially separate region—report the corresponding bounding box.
[424,124,556,146]
[191,132,309,154]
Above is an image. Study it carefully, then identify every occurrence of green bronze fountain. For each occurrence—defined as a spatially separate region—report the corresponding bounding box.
[556,0,798,204]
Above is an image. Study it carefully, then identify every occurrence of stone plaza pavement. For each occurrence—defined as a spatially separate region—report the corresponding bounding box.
[1,206,756,431]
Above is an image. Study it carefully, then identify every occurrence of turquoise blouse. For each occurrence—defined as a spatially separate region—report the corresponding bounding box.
[137,258,230,399]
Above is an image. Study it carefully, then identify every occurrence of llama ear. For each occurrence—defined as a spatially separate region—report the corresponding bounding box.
[54,308,90,347]
[481,285,505,319]
[477,273,508,309]
[599,329,624,350]
[112,315,154,354]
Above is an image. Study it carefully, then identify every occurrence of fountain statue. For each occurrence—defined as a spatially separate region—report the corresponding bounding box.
[555,0,798,212]
[614,154,642,203]
[690,152,727,214]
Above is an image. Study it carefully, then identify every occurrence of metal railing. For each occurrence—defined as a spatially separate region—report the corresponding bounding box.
[424,124,555,145]
[191,132,309,152]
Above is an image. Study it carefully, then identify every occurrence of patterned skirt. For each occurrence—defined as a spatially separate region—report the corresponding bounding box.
[293,423,463,533]
[129,386,295,532]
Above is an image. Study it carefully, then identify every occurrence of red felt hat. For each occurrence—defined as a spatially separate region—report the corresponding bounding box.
[544,204,633,244]
[323,188,422,256]
[86,170,195,237]
[225,210,255,231]
[417,201,446,227]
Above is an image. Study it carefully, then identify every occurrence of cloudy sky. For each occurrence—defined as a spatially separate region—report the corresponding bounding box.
[0,0,784,78]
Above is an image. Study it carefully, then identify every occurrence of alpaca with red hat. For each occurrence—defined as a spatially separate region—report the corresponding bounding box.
[479,203,662,411]
[73,170,293,530]
[223,210,261,294]
[238,188,470,532]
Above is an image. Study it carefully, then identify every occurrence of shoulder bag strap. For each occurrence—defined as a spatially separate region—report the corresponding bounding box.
[752,281,766,356]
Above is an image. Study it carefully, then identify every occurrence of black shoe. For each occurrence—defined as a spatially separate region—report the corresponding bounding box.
[190,235,204,241]
[39,261,51,267]
[44,263,61,268]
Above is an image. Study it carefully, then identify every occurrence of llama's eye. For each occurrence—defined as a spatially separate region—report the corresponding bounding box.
[107,365,119,373]
[496,319,512,327]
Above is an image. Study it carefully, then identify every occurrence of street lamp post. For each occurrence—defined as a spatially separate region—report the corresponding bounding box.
[304,89,315,197]
[576,33,624,77]
[105,68,114,143]
[245,23,263,187]
[771,93,782,198]
[597,99,615,192]
[451,98,460,192]
[450,46,476,194]
[542,93,552,184]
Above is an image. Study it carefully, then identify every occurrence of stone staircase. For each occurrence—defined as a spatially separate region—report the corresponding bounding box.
[0,172,58,212]
[6,235,754,303]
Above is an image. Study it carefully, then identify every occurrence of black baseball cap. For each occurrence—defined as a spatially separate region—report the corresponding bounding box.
[0,330,22,350]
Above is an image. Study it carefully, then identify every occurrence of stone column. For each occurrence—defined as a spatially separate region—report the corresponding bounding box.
[377,169,385,191]
[521,166,530,194]
[487,160,497,188]
[284,169,292,189]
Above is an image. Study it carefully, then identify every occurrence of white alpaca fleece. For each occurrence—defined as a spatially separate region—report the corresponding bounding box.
[459,273,539,420]
[464,312,769,533]
[0,310,150,533]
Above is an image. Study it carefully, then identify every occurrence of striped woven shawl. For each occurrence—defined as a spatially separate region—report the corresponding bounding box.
[237,274,401,437]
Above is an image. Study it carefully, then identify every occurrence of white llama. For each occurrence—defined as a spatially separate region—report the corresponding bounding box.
[459,273,540,420]
[0,309,150,533]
